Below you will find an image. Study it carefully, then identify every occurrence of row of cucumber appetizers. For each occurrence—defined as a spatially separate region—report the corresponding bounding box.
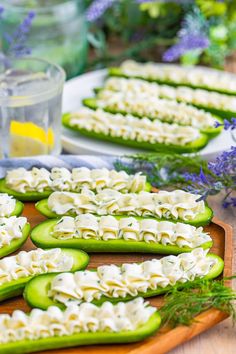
[0,166,224,353]
[62,60,236,153]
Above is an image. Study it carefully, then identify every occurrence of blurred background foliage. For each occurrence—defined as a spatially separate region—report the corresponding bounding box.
[85,0,236,70]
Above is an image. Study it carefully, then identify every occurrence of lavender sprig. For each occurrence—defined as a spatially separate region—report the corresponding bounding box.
[86,0,116,22]
[183,146,236,207]
[215,118,236,130]
[4,11,36,57]
[163,33,209,62]
[163,6,209,62]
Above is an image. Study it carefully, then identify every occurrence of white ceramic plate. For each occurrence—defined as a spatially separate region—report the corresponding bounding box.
[62,69,235,159]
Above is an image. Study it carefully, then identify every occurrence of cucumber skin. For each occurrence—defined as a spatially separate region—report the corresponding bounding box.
[109,67,236,96]
[0,179,152,202]
[30,218,213,255]
[0,223,30,259]
[95,85,234,121]
[24,254,224,311]
[63,113,209,154]
[12,200,24,216]
[0,312,161,354]
[0,179,52,202]
[35,198,214,227]
[0,248,89,303]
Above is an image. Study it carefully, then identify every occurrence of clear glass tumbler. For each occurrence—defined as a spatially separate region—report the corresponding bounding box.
[0,0,88,79]
[0,57,65,158]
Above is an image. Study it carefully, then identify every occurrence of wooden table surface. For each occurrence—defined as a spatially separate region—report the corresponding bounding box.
[171,193,236,354]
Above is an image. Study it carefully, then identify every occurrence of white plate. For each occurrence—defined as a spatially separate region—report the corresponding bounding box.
[62,69,235,159]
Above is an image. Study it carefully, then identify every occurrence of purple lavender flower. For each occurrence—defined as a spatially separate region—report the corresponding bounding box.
[222,197,236,208]
[215,118,236,130]
[86,0,116,22]
[208,146,236,177]
[183,146,236,206]
[163,33,209,62]
[163,6,209,62]
[4,11,35,57]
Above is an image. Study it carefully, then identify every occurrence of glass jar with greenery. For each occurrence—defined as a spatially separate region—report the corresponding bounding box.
[0,0,88,79]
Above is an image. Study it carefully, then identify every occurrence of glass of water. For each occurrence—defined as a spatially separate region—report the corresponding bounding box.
[0,57,65,158]
[0,0,88,79]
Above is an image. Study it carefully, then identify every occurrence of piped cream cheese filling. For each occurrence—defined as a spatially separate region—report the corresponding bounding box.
[6,167,146,194]
[120,60,236,94]
[52,214,211,248]
[0,248,73,286]
[68,108,200,146]
[96,90,216,130]
[0,216,27,248]
[0,298,156,344]
[0,194,16,217]
[104,77,236,112]
[48,189,205,221]
[49,248,215,305]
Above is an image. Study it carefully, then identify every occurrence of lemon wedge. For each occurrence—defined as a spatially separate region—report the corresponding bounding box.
[9,121,54,157]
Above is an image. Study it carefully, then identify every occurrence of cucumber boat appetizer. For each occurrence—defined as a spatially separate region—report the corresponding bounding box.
[31,214,213,254]
[83,92,221,137]
[0,216,30,258]
[109,60,236,96]
[0,167,150,201]
[24,248,224,310]
[63,108,209,153]
[0,193,23,217]
[0,247,89,302]
[35,189,213,226]
[99,77,236,120]
[0,298,161,354]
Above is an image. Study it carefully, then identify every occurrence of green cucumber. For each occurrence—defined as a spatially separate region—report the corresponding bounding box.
[10,199,24,216]
[0,223,30,259]
[109,67,236,96]
[0,178,152,202]
[0,179,52,201]
[24,253,224,310]
[94,85,233,122]
[82,97,222,138]
[63,113,209,153]
[0,248,89,302]
[35,198,213,227]
[0,312,161,354]
[30,218,213,254]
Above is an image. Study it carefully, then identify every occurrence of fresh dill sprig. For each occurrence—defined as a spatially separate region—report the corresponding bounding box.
[160,276,236,328]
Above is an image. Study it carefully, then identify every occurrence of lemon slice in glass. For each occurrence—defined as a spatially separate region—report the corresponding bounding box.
[9,121,54,157]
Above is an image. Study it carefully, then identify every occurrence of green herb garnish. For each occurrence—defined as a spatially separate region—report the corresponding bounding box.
[114,152,209,188]
[160,276,236,328]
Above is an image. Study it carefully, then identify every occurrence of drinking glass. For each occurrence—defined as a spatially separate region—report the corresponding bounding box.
[0,57,65,158]
[0,0,88,79]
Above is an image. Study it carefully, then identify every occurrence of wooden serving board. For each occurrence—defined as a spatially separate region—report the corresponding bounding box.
[1,203,233,354]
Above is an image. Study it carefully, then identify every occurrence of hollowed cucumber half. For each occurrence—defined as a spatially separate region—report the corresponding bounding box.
[0,311,161,354]
[82,97,222,138]
[24,253,224,310]
[108,67,236,96]
[30,218,213,255]
[0,248,89,302]
[0,222,30,259]
[0,178,152,202]
[63,113,209,153]
[0,179,52,202]
[35,198,213,227]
